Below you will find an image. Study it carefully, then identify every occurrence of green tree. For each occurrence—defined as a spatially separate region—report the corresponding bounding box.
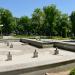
[70,11,75,36]
[55,12,62,36]
[0,8,15,35]
[55,13,71,38]
[31,8,44,35]
[18,16,30,35]
[61,14,71,38]
[16,25,24,35]
[43,4,60,36]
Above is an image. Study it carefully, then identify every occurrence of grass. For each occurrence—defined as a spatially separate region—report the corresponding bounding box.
[13,35,36,39]
[50,36,71,40]
[69,68,75,75]
[13,35,71,40]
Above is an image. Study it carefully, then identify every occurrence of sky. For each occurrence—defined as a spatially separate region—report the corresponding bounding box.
[0,0,75,18]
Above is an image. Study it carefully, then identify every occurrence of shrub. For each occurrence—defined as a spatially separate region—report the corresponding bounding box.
[69,69,75,75]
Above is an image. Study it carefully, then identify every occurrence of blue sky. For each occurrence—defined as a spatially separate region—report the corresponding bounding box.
[0,0,75,18]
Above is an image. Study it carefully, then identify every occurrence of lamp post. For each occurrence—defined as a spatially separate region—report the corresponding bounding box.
[0,24,3,38]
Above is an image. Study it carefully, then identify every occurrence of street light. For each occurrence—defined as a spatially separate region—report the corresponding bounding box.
[0,24,3,38]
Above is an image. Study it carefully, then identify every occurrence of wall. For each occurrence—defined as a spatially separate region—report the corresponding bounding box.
[0,59,75,75]
[20,39,53,48]
[54,42,75,52]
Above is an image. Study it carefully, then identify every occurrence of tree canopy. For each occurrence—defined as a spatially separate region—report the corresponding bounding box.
[0,8,16,35]
[0,4,74,38]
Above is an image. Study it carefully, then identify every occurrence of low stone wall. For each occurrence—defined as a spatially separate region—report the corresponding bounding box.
[20,39,53,48]
[54,42,75,52]
[20,39,43,48]
[20,39,75,51]
[0,59,75,75]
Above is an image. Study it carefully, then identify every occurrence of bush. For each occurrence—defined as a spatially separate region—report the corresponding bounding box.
[69,69,75,75]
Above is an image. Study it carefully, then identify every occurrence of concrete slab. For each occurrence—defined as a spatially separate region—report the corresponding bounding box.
[0,42,75,73]
[0,48,75,72]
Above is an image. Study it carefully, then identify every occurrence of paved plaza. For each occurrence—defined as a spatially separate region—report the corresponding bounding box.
[0,41,74,73]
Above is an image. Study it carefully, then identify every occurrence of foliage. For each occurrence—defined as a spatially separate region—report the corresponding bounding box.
[69,69,75,75]
[43,4,60,36]
[31,8,44,35]
[0,4,74,38]
[16,16,30,35]
[61,14,71,38]
[0,8,16,35]
[70,11,75,36]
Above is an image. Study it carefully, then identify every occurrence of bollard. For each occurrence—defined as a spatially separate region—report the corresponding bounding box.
[7,42,9,46]
[6,52,12,61]
[10,43,13,48]
[33,49,38,58]
[54,47,59,55]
